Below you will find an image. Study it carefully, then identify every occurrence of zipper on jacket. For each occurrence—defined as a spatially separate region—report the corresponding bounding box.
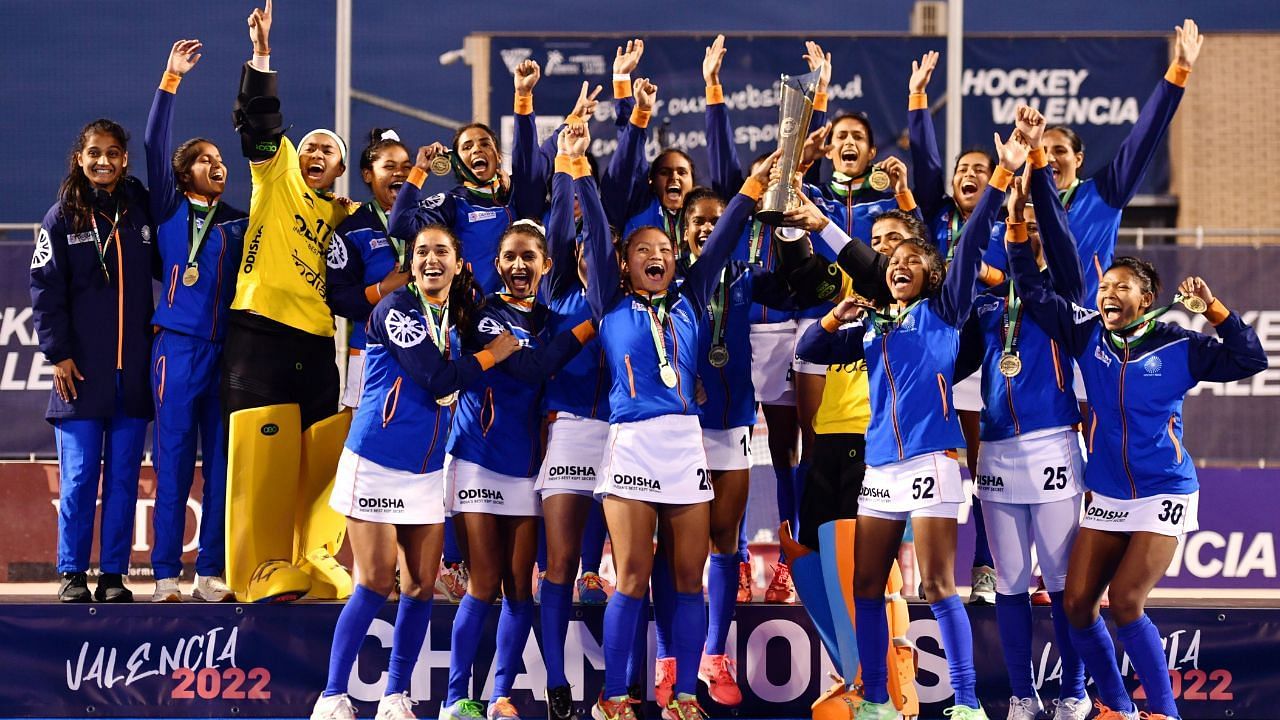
[1119,345,1138,498]
[624,354,636,398]
[382,377,402,428]
[882,333,905,461]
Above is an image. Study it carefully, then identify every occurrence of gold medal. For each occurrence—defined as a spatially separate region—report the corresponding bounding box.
[1179,295,1207,314]
[659,365,678,388]
[708,345,729,368]
[182,265,199,287]
[436,391,459,407]
[868,167,891,192]
[429,154,453,176]
[998,353,1023,378]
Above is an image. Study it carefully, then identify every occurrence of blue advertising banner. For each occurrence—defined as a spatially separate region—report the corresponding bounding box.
[486,34,1172,196]
[1,602,1276,719]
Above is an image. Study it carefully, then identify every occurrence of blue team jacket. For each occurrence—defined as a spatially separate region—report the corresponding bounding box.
[31,179,157,421]
[327,203,406,349]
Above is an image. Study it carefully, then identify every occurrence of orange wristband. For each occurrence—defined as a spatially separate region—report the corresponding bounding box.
[160,72,182,94]
[475,350,497,371]
[990,166,1015,192]
[630,106,651,129]
[571,319,597,343]
[908,92,927,111]
[554,155,574,176]
[1165,63,1191,88]
[1204,298,1230,325]
[614,79,632,99]
[740,177,765,201]
[407,167,427,188]
[895,190,917,212]
[1007,221,1028,243]
[813,91,828,113]
[570,156,592,179]
[706,85,724,105]
[514,92,533,115]
[820,311,842,333]
[364,284,381,305]
[1029,146,1048,169]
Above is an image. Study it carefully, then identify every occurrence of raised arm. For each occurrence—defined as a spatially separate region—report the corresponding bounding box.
[576,140,621,320]
[147,40,203,223]
[1015,104,1084,305]
[703,35,745,196]
[1094,20,1200,208]
[233,1,284,163]
[510,59,552,220]
[600,77,655,229]
[1178,277,1268,383]
[683,154,775,312]
[1004,226,1096,357]
[906,51,948,223]
[390,145,456,241]
[543,130,582,300]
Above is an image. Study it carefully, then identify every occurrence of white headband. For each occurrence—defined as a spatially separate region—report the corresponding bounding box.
[300,129,348,165]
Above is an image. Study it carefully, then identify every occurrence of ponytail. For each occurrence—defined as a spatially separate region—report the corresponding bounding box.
[449,262,485,342]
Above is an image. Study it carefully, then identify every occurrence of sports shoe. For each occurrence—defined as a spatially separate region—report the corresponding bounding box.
[1092,700,1137,720]
[1051,697,1091,720]
[436,562,469,602]
[152,577,182,603]
[852,700,898,720]
[654,657,676,710]
[311,693,357,720]
[534,572,547,605]
[943,705,991,720]
[661,694,706,720]
[628,685,647,720]
[736,562,753,603]
[697,653,742,706]
[1138,713,1173,720]
[377,691,418,720]
[58,572,91,603]
[94,573,133,603]
[546,685,577,720]
[969,566,996,605]
[593,694,638,720]
[1006,696,1042,720]
[577,572,610,605]
[764,562,796,603]
[487,696,520,720]
[193,574,234,602]
[440,699,487,720]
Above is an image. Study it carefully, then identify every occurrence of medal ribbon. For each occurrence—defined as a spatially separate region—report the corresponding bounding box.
[828,171,873,198]
[368,201,404,265]
[642,292,674,377]
[1058,178,1081,210]
[1107,294,1196,349]
[187,201,218,270]
[1002,281,1023,358]
[410,284,451,355]
[747,220,765,265]
[91,205,121,281]
[871,298,923,336]
[946,211,964,263]
[709,267,729,349]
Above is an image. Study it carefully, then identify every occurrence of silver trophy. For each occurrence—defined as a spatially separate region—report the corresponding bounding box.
[756,69,822,226]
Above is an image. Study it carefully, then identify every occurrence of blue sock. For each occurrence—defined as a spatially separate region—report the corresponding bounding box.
[581,503,606,574]
[386,594,432,695]
[672,591,706,696]
[492,597,534,700]
[971,497,994,568]
[443,516,463,566]
[853,597,890,704]
[994,592,1036,699]
[705,553,738,655]
[1068,616,1134,713]
[1117,614,1178,718]
[652,553,676,659]
[540,580,573,689]
[324,584,387,697]
[782,462,807,562]
[736,515,751,564]
[604,590,644,698]
[930,595,978,708]
[789,552,843,676]
[447,594,489,704]
[627,594,650,688]
[1049,592,1086,700]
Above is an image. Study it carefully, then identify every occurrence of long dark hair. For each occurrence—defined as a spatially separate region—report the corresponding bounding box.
[171,136,216,193]
[59,119,129,232]
[403,223,484,337]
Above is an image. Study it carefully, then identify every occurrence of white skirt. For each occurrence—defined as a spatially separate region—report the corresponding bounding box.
[329,447,445,525]
[792,317,827,376]
[859,451,965,515]
[445,456,540,517]
[341,351,366,409]
[537,413,609,498]
[975,427,1085,505]
[1082,490,1199,537]
[749,321,797,405]
[703,426,753,471]
[952,369,982,413]
[596,414,713,505]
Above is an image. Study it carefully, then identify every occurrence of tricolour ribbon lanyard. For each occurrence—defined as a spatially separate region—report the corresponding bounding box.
[947,210,964,263]
[998,281,1024,377]
[369,201,403,266]
[450,151,503,200]
[410,284,458,406]
[1058,178,1082,210]
[871,298,923,336]
[747,220,765,265]
[91,205,121,283]
[643,293,678,387]
[183,201,218,286]
[1107,293,1200,350]
[708,268,730,367]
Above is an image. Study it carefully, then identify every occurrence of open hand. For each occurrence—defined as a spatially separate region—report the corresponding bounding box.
[703,34,726,86]
[803,41,832,94]
[167,39,202,76]
[909,51,939,94]
[1174,19,1204,70]
[994,125,1031,172]
[800,122,834,167]
[53,358,84,402]
[614,38,645,75]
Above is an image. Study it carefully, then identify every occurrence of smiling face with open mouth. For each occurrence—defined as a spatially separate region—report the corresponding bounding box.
[496,229,550,298]
[77,132,128,193]
[826,116,875,178]
[1043,128,1083,192]
[178,141,228,200]
[682,196,723,258]
[884,242,941,303]
[650,151,693,212]
[298,135,345,191]
[951,151,993,216]
[1096,266,1154,332]
[624,227,676,295]
[411,227,461,297]
[456,127,501,185]
[362,144,411,211]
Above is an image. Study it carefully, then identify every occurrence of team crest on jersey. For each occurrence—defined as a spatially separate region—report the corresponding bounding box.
[300,192,315,209]
[385,308,428,348]
[977,298,1002,316]
[1142,355,1163,376]
[140,225,152,243]
[31,229,52,269]
[1094,345,1113,367]
[326,237,348,269]
[499,47,533,74]
[898,313,917,332]
[421,193,446,210]
[477,316,507,337]
[67,231,96,246]
[1071,303,1099,325]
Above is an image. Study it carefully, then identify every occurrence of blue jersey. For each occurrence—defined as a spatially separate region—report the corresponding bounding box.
[145,84,247,343]
[543,171,609,420]
[1006,240,1266,499]
[583,169,756,425]
[327,202,406,349]
[447,295,590,477]
[346,287,489,473]
[31,179,157,422]
[799,178,1007,466]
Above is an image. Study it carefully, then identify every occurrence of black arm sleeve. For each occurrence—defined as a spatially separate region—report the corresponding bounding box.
[233,63,285,162]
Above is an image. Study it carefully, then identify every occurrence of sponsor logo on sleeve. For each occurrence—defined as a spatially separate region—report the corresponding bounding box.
[422,193,446,210]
